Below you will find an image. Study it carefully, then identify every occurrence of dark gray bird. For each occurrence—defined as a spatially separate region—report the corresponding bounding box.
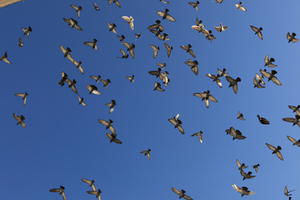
[168,114,184,134]
[127,75,135,83]
[265,143,283,160]
[171,187,193,200]
[193,90,217,108]
[100,79,111,87]
[90,75,101,83]
[253,164,260,173]
[147,20,164,32]
[58,72,69,86]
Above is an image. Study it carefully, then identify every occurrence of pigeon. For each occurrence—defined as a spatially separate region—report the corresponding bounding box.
[93,3,100,11]
[13,113,26,128]
[127,75,135,83]
[235,2,247,12]
[63,18,82,31]
[264,56,277,68]
[58,72,69,86]
[180,44,196,58]
[168,114,184,134]
[257,115,270,125]
[206,73,222,88]
[153,82,165,92]
[147,20,164,32]
[22,26,32,36]
[204,30,216,41]
[108,0,121,8]
[105,100,116,113]
[81,178,97,191]
[118,49,129,59]
[253,73,266,88]
[164,43,173,57]
[122,42,135,57]
[108,23,117,34]
[84,39,98,50]
[156,9,176,22]
[287,32,298,43]
[193,90,217,108]
[49,186,67,200]
[191,131,204,143]
[250,25,263,40]
[288,105,300,116]
[0,52,12,64]
[265,143,284,160]
[282,115,300,127]
[87,85,101,95]
[70,4,82,17]
[217,68,228,77]
[106,132,122,144]
[70,59,85,74]
[150,44,160,58]
[18,37,24,47]
[236,159,248,170]
[214,24,228,32]
[226,127,246,140]
[225,76,241,94]
[184,60,199,75]
[188,1,200,10]
[171,187,193,200]
[134,33,141,39]
[98,119,116,134]
[122,16,134,30]
[100,79,111,87]
[252,164,260,173]
[140,149,151,160]
[117,35,126,41]
[236,112,245,120]
[59,46,72,59]
[66,79,78,94]
[240,169,256,180]
[15,92,28,105]
[90,75,102,83]
[87,189,102,200]
[232,184,255,196]
[287,136,300,147]
[284,186,295,197]
[78,96,87,106]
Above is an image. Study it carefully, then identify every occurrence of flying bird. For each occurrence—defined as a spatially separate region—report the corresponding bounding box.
[108,0,121,8]
[15,92,28,105]
[168,114,184,134]
[156,9,176,22]
[105,100,116,113]
[93,3,100,11]
[260,69,282,86]
[264,56,277,68]
[63,18,82,31]
[22,26,32,36]
[193,90,217,108]
[235,2,247,12]
[18,37,24,47]
[225,76,241,94]
[108,23,117,34]
[250,25,263,40]
[214,24,228,32]
[282,115,300,127]
[49,186,67,200]
[171,187,193,200]
[106,132,122,144]
[226,127,246,140]
[284,186,295,197]
[122,16,134,30]
[191,131,204,143]
[287,136,300,147]
[140,149,151,160]
[236,159,248,170]
[98,119,116,134]
[87,85,101,95]
[70,4,82,17]
[164,43,173,57]
[240,169,256,180]
[287,32,298,43]
[78,96,87,106]
[84,39,98,50]
[253,164,260,173]
[253,73,266,88]
[81,178,97,191]
[13,113,26,128]
[122,42,135,57]
[153,82,165,92]
[257,115,270,125]
[232,184,255,196]
[0,52,12,64]
[180,44,196,58]
[188,1,200,11]
[206,73,222,88]
[236,112,245,120]
[184,60,199,75]
[288,105,300,116]
[265,143,284,160]
[127,75,135,83]
[150,44,160,58]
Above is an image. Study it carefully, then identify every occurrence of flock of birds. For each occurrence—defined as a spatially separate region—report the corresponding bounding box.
[2,0,300,200]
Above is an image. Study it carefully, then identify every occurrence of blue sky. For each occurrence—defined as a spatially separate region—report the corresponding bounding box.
[0,0,300,199]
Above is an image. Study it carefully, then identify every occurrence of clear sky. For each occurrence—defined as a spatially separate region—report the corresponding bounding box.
[0,0,300,199]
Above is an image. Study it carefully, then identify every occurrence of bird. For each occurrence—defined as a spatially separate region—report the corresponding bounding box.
[260,69,282,86]
[66,79,78,94]
[70,59,85,74]
[257,115,270,125]
[134,33,141,39]
[18,37,24,47]
[84,39,98,50]
[108,23,117,34]
[78,96,87,106]
[156,9,176,22]
[188,1,200,11]
[236,112,245,120]
[215,0,223,3]
[15,92,28,105]
[93,3,100,11]
[118,49,129,59]
[236,159,248,170]
[59,46,72,59]
[49,186,67,200]
[287,136,300,147]
[87,189,102,200]
[100,78,111,87]
[63,18,82,31]
[140,149,151,160]
[0,52,12,64]
[87,85,101,95]
[253,73,266,88]
[193,90,217,108]
[164,42,173,57]
[70,4,82,17]
[150,44,160,58]
[160,0,170,4]
[127,75,135,83]
[252,164,260,173]
[98,119,116,134]
[22,26,32,36]
[122,42,135,58]
[117,35,126,41]
[288,105,300,116]
[108,0,121,8]
[147,20,164,32]
[156,62,166,69]
[180,44,196,58]
[122,16,134,30]
[265,143,284,160]
[81,178,97,191]
[282,115,300,127]
[217,68,228,77]
[206,73,222,88]
[106,132,122,144]
[105,100,116,113]
[240,169,256,180]
[168,114,184,134]
[232,184,255,196]
[214,24,228,32]
[287,32,298,43]
[171,187,193,200]
[12,113,26,128]
[225,76,241,94]
[90,75,102,83]
[264,56,277,68]
[184,60,199,75]
[235,2,247,12]
[58,72,69,86]
[225,127,246,140]
[250,25,263,40]
[284,186,295,197]
[191,131,204,143]
[153,82,165,92]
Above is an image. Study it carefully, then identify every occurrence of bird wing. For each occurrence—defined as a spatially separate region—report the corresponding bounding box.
[287,136,297,144]
[265,143,276,151]
[276,151,284,160]
[98,120,109,127]
[171,187,182,195]
[271,76,282,86]
[166,14,176,22]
